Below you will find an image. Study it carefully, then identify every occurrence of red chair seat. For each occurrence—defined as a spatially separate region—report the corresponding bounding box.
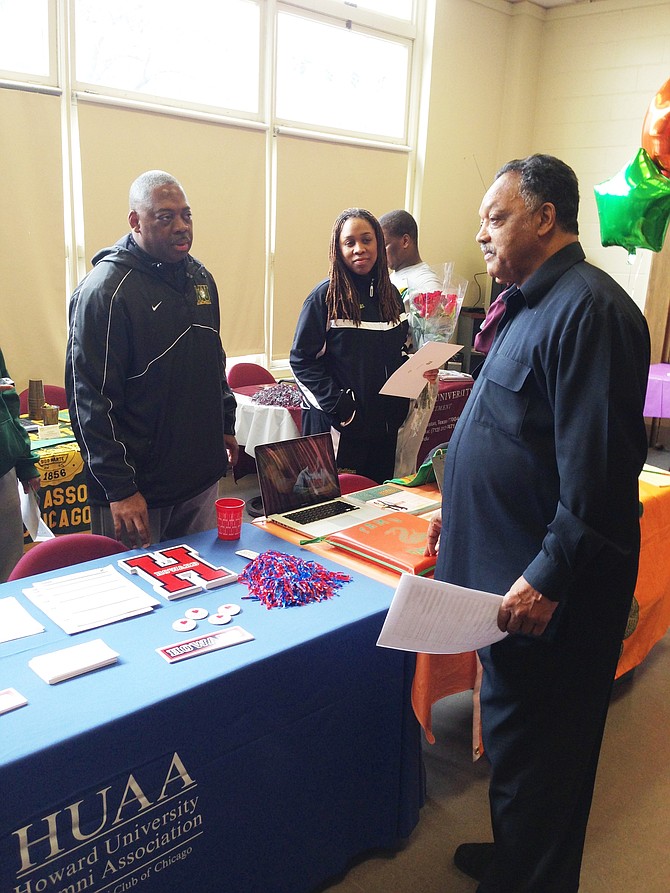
[227,363,276,389]
[8,534,126,581]
[338,473,378,494]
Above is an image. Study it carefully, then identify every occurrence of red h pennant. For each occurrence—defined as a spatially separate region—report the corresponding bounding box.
[119,545,237,597]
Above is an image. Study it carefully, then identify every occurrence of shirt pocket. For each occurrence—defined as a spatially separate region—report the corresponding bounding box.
[474,353,530,438]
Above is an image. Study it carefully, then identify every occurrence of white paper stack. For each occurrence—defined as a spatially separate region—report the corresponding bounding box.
[23,565,160,634]
[28,638,120,684]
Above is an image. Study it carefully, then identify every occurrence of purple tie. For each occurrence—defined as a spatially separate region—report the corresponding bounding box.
[474,286,514,355]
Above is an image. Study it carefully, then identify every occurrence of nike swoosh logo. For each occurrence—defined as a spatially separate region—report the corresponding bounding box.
[152,302,162,311]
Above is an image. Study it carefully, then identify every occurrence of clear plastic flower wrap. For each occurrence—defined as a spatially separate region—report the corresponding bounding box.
[406,263,468,349]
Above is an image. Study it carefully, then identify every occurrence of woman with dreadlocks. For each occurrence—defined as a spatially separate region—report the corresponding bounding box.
[290,207,429,483]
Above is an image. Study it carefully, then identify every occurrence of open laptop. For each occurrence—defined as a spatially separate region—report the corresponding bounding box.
[255,433,390,538]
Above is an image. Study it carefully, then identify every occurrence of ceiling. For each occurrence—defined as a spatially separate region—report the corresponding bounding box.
[509,0,588,7]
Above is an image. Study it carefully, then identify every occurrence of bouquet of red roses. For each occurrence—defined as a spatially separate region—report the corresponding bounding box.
[407,266,467,349]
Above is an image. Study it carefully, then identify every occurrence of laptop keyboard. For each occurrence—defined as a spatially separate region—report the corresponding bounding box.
[284,500,359,524]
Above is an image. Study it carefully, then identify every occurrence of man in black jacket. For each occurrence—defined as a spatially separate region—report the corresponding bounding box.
[66,170,238,548]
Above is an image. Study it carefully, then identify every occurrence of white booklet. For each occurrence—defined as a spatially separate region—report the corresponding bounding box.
[350,484,440,514]
[369,489,441,515]
[28,638,120,684]
[377,573,507,654]
[379,342,463,399]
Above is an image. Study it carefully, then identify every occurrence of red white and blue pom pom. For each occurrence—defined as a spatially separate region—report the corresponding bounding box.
[238,550,351,609]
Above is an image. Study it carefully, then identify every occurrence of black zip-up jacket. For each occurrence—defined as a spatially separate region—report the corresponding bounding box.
[66,235,236,508]
[290,275,409,438]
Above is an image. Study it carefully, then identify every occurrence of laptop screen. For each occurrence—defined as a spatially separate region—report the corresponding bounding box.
[255,433,342,516]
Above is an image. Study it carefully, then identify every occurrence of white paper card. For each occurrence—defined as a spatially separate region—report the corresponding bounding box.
[0,688,28,715]
[156,626,255,663]
[379,342,463,400]
[639,463,670,487]
[19,483,55,542]
[0,596,45,643]
[377,573,507,654]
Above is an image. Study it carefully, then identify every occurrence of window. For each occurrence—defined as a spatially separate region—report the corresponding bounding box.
[349,0,413,19]
[0,0,50,80]
[0,0,425,366]
[74,0,261,116]
[276,11,410,141]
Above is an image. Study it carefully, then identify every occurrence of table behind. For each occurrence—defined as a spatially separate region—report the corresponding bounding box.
[0,526,423,893]
[643,363,670,418]
[233,386,301,458]
[233,379,473,474]
[25,412,90,539]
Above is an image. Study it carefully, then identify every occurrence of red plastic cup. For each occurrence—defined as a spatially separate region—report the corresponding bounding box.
[215,497,245,540]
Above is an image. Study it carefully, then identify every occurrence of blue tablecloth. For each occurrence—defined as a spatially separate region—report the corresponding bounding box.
[0,524,423,893]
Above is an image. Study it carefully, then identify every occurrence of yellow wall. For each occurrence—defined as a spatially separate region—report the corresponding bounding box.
[77,102,267,358]
[532,0,670,307]
[273,135,408,357]
[418,0,669,311]
[1,89,66,392]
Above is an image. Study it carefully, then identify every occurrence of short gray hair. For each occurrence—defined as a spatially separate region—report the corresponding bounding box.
[496,155,579,235]
[129,170,183,210]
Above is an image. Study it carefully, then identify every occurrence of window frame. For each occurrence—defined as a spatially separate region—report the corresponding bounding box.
[0,0,58,88]
[70,0,265,124]
[0,0,419,149]
[0,0,428,367]
[274,3,413,145]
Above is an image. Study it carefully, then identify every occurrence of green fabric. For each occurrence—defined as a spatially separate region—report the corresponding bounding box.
[385,446,447,487]
[0,348,39,482]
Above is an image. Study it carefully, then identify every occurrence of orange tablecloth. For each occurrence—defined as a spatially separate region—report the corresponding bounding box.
[412,479,670,756]
[618,480,670,674]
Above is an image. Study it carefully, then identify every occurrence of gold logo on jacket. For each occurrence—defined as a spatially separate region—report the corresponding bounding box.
[195,284,212,305]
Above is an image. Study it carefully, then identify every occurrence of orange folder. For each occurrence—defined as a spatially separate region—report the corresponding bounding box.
[327,512,435,576]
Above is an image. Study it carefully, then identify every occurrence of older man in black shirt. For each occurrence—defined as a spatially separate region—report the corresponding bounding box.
[426,155,650,892]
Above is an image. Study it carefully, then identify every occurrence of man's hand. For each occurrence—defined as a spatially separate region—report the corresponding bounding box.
[497,575,558,636]
[225,434,239,467]
[424,510,441,556]
[423,368,439,383]
[110,492,151,549]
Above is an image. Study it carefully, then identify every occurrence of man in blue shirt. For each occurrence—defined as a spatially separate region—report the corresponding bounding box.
[426,155,650,892]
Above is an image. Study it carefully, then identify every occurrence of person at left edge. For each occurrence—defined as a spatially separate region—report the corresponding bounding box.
[66,170,238,549]
[0,348,41,581]
[290,208,436,483]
